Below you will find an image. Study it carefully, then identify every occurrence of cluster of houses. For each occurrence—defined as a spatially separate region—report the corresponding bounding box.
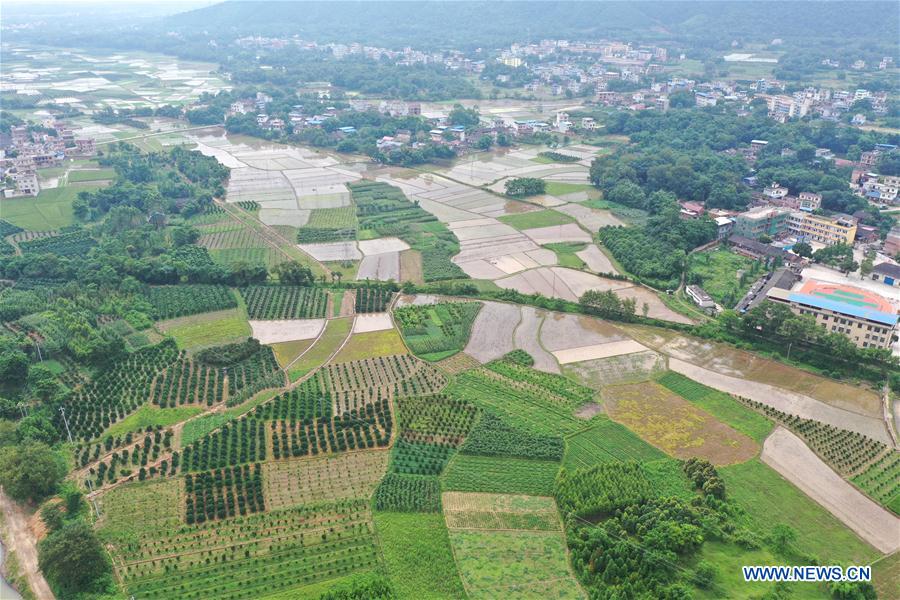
[235,36,485,73]
[0,122,96,198]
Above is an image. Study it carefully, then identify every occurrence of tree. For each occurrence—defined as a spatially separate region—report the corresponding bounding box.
[448,103,480,128]
[792,241,813,258]
[274,261,315,286]
[0,442,66,503]
[476,135,493,150]
[504,177,546,197]
[38,520,112,596]
[768,524,797,555]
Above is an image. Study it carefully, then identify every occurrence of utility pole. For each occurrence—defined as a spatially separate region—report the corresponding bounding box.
[59,406,73,444]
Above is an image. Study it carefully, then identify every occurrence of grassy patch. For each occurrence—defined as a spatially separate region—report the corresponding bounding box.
[656,371,774,443]
[0,183,105,230]
[581,199,648,227]
[442,455,559,496]
[103,405,203,439]
[332,328,406,362]
[497,209,575,230]
[374,512,467,600]
[604,381,759,465]
[68,168,117,183]
[271,338,315,368]
[544,181,594,196]
[720,459,880,565]
[286,317,352,380]
[448,529,584,599]
[687,249,759,308]
[563,416,666,470]
[543,241,587,269]
[159,308,250,350]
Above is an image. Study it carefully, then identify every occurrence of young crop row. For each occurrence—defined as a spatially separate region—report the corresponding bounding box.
[852,451,900,512]
[448,369,583,437]
[119,499,378,600]
[185,464,265,524]
[321,354,447,414]
[390,439,456,476]
[180,417,267,473]
[19,229,97,257]
[734,396,888,475]
[396,394,479,446]
[87,429,174,488]
[145,285,237,320]
[354,287,391,313]
[373,473,441,512]
[151,356,225,408]
[269,398,393,459]
[240,285,328,319]
[58,339,181,440]
[485,357,595,408]
[461,412,564,461]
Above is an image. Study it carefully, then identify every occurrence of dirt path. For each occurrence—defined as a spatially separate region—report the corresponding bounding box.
[761,427,899,554]
[0,490,54,600]
[670,359,893,445]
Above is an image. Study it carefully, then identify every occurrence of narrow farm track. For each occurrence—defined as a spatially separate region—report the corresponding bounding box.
[0,489,55,600]
[215,199,329,275]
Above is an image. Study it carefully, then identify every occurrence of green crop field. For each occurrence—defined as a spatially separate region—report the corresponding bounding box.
[0,183,105,230]
[563,417,666,469]
[394,302,482,360]
[159,308,251,350]
[448,529,584,599]
[544,182,595,197]
[720,459,880,565]
[442,455,560,496]
[374,512,467,599]
[498,209,575,230]
[103,405,203,439]
[656,371,774,442]
[543,241,588,269]
[68,168,117,182]
[448,369,584,436]
[287,317,352,380]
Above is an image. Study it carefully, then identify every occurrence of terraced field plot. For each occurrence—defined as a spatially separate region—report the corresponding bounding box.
[395,301,482,361]
[603,381,759,465]
[443,492,560,531]
[442,455,560,496]
[102,495,381,600]
[262,450,389,509]
[448,527,583,599]
[562,417,666,470]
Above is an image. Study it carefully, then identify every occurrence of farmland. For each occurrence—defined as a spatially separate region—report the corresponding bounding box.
[374,512,467,600]
[603,381,759,465]
[5,35,899,600]
[394,301,482,360]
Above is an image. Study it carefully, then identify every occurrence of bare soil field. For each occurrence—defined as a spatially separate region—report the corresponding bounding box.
[574,244,619,274]
[554,203,625,230]
[624,328,882,416]
[539,312,626,351]
[352,312,394,333]
[513,306,560,373]
[563,351,667,389]
[522,223,591,245]
[249,318,325,344]
[604,381,759,465]
[762,427,899,554]
[464,301,521,363]
[552,340,648,365]
[669,359,891,444]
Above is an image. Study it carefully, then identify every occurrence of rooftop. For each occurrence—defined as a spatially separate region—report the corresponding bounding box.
[782,291,898,326]
[873,263,900,279]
